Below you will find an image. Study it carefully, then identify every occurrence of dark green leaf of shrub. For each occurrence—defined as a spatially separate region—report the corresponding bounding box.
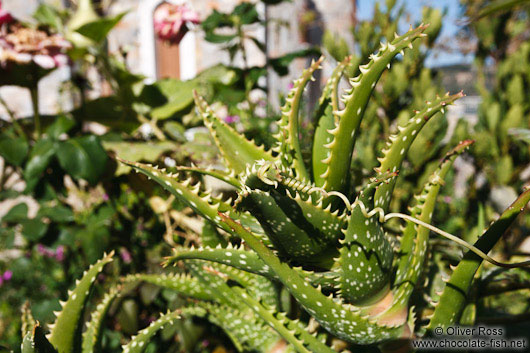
[33,4,63,32]
[24,138,57,185]
[56,135,108,184]
[37,205,74,223]
[21,219,48,241]
[0,132,28,166]
[75,12,127,43]
[45,115,75,140]
[1,203,29,223]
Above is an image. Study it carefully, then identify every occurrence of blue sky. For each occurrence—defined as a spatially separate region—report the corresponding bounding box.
[357,0,473,67]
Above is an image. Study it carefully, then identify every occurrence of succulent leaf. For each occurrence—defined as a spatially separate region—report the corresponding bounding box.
[382,140,473,322]
[211,263,279,309]
[313,56,352,186]
[175,165,241,188]
[187,261,289,351]
[82,285,121,353]
[338,175,396,304]
[233,287,335,353]
[373,92,464,211]
[274,57,323,181]
[186,260,246,307]
[22,324,58,353]
[200,302,285,353]
[165,245,275,277]
[219,213,405,344]
[428,186,530,329]
[118,159,264,236]
[194,92,275,174]
[237,162,346,263]
[122,307,206,353]
[48,252,114,353]
[238,188,339,264]
[321,25,428,194]
[165,245,339,289]
[21,302,36,339]
[122,273,215,300]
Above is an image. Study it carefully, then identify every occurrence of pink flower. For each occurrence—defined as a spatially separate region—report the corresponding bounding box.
[0,1,13,26]
[224,115,240,124]
[154,3,200,45]
[2,270,12,281]
[0,23,71,70]
[37,244,51,256]
[37,244,65,262]
[120,248,132,264]
[55,246,65,262]
[0,270,12,286]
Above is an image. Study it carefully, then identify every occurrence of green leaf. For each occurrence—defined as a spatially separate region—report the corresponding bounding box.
[1,203,28,223]
[201,220,228,247]
[383,140,473,321]
[200,302,280,352]
[75,12,127,43]
[49,252,114,353]
[428,187,530,329]
[0,131,28,166]
[237,187,343,264]
[322,31,350,62]
[119,159,265,238]
[476,0,530,19]
[56,135,108,184]
[163,121,186,142]
[269,48,321,76]
[149,80,198,120]
[338,175,395,304]
[45,116,75,140]
[233,287,335,353]
[72,96,140,133]
[21,219,48,241]
[373,92,464,211]
[21,325,58,353]
[21,302,36,339]
[24,138,57,189]
[194,93,275,174]
[0,62,54,88]
[175,165,240,188]
[233,2,260,25]
[204,32,237,44]
[122,308,206,353]
[219,214,405,344]
[213,263,279,309]
[321,25,427,193]
[273,57,323,181]
[165,245,339,289]
[312,56,352,185]
[102,141,176,176]
[123,273,215,301]
[37,205,74,223]
[33,4,63,31]
[82,285,121,353]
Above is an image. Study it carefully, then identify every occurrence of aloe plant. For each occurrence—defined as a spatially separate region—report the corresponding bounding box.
[23,24,530,352]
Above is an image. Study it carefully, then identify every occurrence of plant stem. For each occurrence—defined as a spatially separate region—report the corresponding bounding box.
[137,115,166,140]
[0,94,26,139]
[30,86,41,138]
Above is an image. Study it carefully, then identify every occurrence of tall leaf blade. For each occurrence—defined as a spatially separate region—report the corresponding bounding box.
[48,252,114,353]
